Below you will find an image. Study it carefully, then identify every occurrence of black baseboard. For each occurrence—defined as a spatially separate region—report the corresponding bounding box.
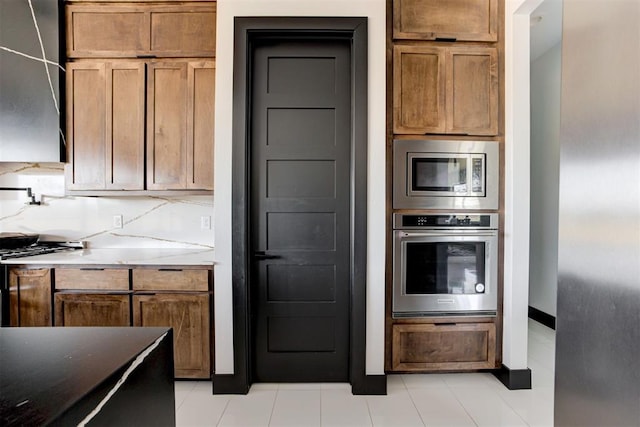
[351,374,387,395]
[493,365,532,390]
[211,374,250,395]
[528,306,556,330]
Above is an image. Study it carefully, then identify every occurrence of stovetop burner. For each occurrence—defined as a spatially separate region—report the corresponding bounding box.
[0,242,84,260]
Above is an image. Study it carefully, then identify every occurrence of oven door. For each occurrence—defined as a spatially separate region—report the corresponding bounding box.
[393,230,498,317]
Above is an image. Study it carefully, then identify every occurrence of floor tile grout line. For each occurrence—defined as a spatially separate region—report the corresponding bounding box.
[444,379,481,427]
[215,396,232,427]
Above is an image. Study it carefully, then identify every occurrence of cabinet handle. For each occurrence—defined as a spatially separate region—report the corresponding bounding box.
[79,268,105,271]
[137,54,157,58]
[435,37,456,42]
[158,268,183,272]
[434,323,456,327]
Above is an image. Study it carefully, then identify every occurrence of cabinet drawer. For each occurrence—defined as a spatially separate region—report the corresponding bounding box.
[55,268,129,290]
[67,3,216,58]
[133,269,209,291]
[391,322,496,371]
[393,0,498,42]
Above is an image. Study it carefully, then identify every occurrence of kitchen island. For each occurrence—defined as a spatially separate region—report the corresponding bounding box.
[0,327,175,426]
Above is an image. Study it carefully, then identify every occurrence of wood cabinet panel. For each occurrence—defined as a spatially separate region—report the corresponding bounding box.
[55,268,129,290]
[447,46,498,135]
[188,62,215,189]
[55,293,130,326]
[393,45,445,134]
[8,268,52,327]
[393,45,498,135]
[67,59,213,192]
[66,61,145,190]
[147,61,215,190]
[133,293,210,378]
[391,322,496,371]
[151,9,216,56]
[393,0,498,42]
[133,269,209,291]
[67,3,216,58]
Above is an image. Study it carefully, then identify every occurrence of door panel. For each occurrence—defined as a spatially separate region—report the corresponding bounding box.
[251,39,351,382]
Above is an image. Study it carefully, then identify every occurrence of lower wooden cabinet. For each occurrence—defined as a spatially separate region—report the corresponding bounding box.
[391,321,496,371]
[132,293,210,379]
[8,267,52,327]
[54,293,131,326]
[46,266,213,379]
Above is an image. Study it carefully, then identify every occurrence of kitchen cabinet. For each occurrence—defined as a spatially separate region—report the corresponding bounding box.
[54,268,131,326]
[393,0,498,42]
[66,2,216,58]
[393,44,498,135]
[65,0,215,194]
[132,269,211,378]
[50,266,213,378]
[66,59,215,192]
[8,267,52,327]
[391,320,497,371]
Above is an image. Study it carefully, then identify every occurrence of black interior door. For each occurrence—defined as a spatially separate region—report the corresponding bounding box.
[250,38,352,382]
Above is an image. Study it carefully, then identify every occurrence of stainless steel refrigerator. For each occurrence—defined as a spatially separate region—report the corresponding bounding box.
[557,1,640,425]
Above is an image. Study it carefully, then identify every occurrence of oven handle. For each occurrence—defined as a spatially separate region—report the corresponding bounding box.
[397,230,498,238]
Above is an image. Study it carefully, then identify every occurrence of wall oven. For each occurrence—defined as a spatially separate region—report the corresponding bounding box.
[393,139,499,210]
[393,213,498,317]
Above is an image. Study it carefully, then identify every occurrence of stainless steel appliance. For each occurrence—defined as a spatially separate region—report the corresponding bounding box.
[556,2,640,425]
[393,213,498,317]
[393,139,499,210]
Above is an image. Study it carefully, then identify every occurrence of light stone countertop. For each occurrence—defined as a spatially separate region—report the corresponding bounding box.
[0,248,215,266]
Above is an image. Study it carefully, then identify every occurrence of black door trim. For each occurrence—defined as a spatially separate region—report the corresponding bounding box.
[212,17,385,395]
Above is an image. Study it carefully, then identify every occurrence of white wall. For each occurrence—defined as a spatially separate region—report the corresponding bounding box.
[504,0,543,370]
[529,42,561,316]
[213,0,386,375]
[0,163,214,248]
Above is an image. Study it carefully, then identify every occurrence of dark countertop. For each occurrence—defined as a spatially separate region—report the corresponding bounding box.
[0,327,175,426]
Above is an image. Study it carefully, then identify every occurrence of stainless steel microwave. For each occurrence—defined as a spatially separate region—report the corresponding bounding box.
[393,139,499,210]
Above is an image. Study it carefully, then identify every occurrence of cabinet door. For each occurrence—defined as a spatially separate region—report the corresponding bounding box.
[147,61,215,190]
[393,45,498,136]
[446,46,498,135]
[132,293,210,378]
[391,322,496,371]
[393,0,498,42]
[393,45,446,134]
[54,293,131,326]
[67,3,216,58]
[8,268,52,327]
[66,61,145,190]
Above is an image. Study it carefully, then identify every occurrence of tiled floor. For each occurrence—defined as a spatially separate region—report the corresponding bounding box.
[175,319,555,426]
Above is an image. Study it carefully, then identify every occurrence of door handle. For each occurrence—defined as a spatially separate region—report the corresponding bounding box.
[253,251,281,260]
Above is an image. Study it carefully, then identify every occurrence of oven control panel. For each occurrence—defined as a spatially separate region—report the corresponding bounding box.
[393,213,498,229]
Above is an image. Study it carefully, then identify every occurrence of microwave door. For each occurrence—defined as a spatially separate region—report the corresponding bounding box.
[408,153,469,197]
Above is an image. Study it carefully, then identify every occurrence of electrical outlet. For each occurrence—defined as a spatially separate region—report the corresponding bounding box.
[113,214,123,229]
[200,215,211,230]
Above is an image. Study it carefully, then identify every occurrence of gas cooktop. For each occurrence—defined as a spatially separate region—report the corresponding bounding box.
[0,242,84,260]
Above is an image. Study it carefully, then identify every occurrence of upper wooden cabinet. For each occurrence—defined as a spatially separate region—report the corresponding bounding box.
[66,2,216,58]
[393,0,498,42]
[66,59,215,192]
[393,44,498,135]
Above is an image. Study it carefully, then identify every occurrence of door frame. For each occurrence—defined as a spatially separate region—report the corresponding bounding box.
[212,17,384,395]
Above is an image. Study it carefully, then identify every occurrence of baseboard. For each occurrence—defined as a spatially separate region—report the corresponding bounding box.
[351,374,387,395]
[493,365,532,390]
[211,373,250,395]
[528,306,556,330]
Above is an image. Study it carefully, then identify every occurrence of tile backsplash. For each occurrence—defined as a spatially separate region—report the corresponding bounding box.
[0,163,214,248]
